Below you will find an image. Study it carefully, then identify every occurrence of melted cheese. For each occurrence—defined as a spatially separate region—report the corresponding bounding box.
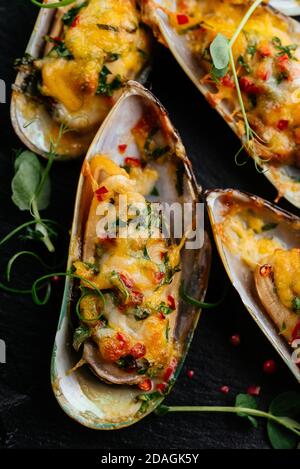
[174,0,300,165]
[272,248,300,310]
[220,204,284,269]
[38,0,150,130]
[74,154,182,373]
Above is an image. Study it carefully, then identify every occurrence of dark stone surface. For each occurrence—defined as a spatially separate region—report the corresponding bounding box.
[0,0,298,449]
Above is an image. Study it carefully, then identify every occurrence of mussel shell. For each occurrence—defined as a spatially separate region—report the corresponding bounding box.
[270,0,300,16]
[51,81,211,429]
[10,1,151,161]
[205,188,300,382]
[141,1,300,208]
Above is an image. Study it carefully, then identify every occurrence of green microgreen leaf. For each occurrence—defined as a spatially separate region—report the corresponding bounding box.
[235,393,258,428]
[267,392,300,449]
[210,33,230,70]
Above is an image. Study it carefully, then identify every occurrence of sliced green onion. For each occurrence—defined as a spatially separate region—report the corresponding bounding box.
[30,0,76,8]
[31,272,105,306]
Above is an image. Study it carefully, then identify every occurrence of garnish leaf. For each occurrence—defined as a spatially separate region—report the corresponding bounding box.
[267,392,300,449]
[210,33,230,70]
[235,393,258,428]
[12,151,51,211]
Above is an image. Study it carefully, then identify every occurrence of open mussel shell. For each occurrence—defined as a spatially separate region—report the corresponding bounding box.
[206,188,300,382]
[51,81,211,429]
[10,1,151,161]
[141,1,300,208]
[270,0,300,16]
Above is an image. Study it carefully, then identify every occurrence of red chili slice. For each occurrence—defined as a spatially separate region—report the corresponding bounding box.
[124,157,141,168]
[70,15,80,28]
[177,14,189,25]
[277,119,289,131]
[154,271,165,284]
[167,295,176,310]
[118,144,127,154]
[138,379,152,392]
[120,273,134,289]
[95,186,109,201]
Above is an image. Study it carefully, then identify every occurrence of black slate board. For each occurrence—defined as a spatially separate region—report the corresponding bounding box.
[0,0,299,449]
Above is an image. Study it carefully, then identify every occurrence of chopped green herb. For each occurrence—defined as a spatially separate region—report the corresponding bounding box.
[83,262,99,275]
[292,297,300,313]
[276,71,289,84]
[46,38,73,59]
[96,65,123,97]
[150,186,159,197]
[237,55,251,73]
[272,37,298,60]
[261,222,278,232]
[279,321,287,336]
[134,307,150,321]
[62,1,87,26]
[158,302,173,316]
[247,44,257,56]
[97,24,119,32]
[106,53,120,62]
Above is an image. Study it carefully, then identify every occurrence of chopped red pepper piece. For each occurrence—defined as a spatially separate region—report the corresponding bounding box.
[157,383,167,393]
[276,54,289,73]
[220,75,235,88]
[163,358,177,382]
[259,264,272,278]
[124,157,141,168]
[116,332,126,343]
[277,119,289,131]
[177,14,189,25]
[118,144,127,154]
[258,44,272,58]
[52,36,62,43]
[95,186,109,201]
[70,15,80,28]
[158,312,165,320]
[154,271,165,284]
[239,77,261,95]
[120,273,134,289]
[138,379,152,392]
[130,343,146,359]
[167,295,176,310]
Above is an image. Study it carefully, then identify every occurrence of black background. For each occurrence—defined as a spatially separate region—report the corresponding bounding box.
[0,0,299,449]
